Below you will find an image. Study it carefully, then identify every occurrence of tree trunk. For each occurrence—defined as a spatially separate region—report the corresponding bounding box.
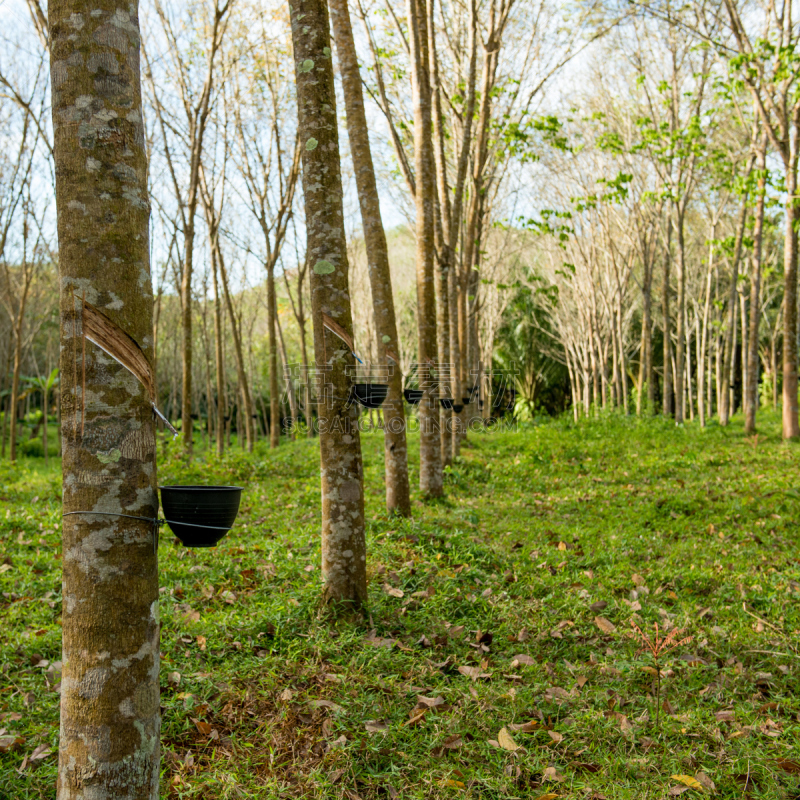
[50,0,160,795]
[42,384,48,465]
[276,309,297,441]
[408,0,442,497]
[662,217,672,417]
[291,0,367,608]
[268,262,280,448]
[719,184,751,425]
[213,235,255,451]
[329,0,411,515]
[745,134,767,433]
[9,313,25,462]
[782,167,800,438]
[638,238,653,415]
[212,255,225,456]
[675,209,687,423]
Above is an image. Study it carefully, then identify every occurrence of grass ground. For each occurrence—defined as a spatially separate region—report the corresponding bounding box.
[1,411,799,799]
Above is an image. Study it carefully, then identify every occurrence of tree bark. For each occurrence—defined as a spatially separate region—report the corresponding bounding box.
[661,216,672,417]
[745,132,767,433]
[408,0,442,497]
[719,180,751,425]
[290,0,367,608]
[781,167,800,438]
[674,208,687,423]
[330,0,411,515]
[50,0,160,795]
[212,253,225,456]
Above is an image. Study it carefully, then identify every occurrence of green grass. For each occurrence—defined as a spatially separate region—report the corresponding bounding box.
[1,411,800,799]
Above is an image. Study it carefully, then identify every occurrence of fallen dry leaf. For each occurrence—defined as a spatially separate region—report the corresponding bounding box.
[439,734,463,750]
[417,695,445,709]
[547,730,564,743]
[576,675,588,688]
[632,573,646,586]
[196,635,207,651]
[364,720,388,734]
[714,710,735,722]
[458,665,490,681]
[511,654,535,666]
[440,779,465,789]
[497,726,519,751]
[508,721,538,733]
[310,700,344,713]
[671,775,702,789]
[193,719,212,735]
[776,759,800,774]
[594,616,617,634]
[695,772,716,792]
[0,736,24,753]
[383,583,404,598]
[536,795,559,800]
[543,766,565,783]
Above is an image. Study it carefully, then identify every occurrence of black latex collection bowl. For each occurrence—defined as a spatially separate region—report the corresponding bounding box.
[352,383,389,408]
[160,485,243,547]
[452,403,464,414]
[404,389,424,405]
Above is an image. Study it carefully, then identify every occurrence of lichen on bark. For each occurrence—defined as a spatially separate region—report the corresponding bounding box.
[290,0,368,608]
[50,0,160,796]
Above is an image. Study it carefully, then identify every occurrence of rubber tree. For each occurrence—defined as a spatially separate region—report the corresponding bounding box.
[408,0,443,498]
[329,0,411,516]
[50,0,160,795]
[290,0,368,607]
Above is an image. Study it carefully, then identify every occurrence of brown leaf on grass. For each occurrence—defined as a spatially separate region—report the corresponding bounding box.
[776,759,800,774]
[181,608,200,623]
[536,794,559,800]
[167,671,181,688]
[632,573,646,587]
[590,600,607,613]
[19,743,52,770]
[279,688,293,702]
[695,773,716,792]
[220,590,236,604]
[497,727,519,751]
[364,720,388,734]
[310,700,345,713]
[448,625,466,638]
[193,719,212,735]
[364,630,395,649]
[458,665,490,681]
[196,635,207,651]
[417,695,446,709]
[594,616,616,634]
[404,711,427,727]
[517,627,530,642]
[440,779,465,789]
[383,583,404,598]
[440,733,463,749]
[542,766,565,783]
[511,654,535,666]
[547,730,564,743]
[0,736,24,753]
[576,675,588,688]
[508,721,538,733]
[714,710,735,722]
[544,686,570,702]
